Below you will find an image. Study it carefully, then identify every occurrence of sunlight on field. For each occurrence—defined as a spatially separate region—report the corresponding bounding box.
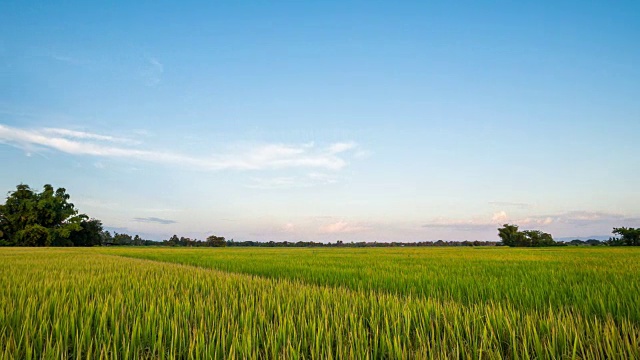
[108,247,640,322]
[1,247,640,359]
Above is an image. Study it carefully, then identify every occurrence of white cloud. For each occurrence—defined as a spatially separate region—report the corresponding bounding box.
[422,219,496,232]
[424,212,526,232]
[281,223,295,232]
[319,221,369,234]
[491,211,508,223]
[239,143,348,170]
[327,142,357,154]
[423,210,640,232]
[0,123,360,171]
[133,217,177,225]
[42,128,135,143]
[353,149,372,159]
[526,211,639,226]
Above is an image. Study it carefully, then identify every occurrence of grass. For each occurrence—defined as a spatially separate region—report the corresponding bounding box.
[1,247,639,359]
[107,247,640,323]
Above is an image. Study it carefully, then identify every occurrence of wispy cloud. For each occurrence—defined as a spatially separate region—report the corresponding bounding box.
[491,210,508,223]
[247,177,299,189]
[247,172,340,189]
[353,149,372,159]
[319,221,369,234]
[42,128,135,143]
[307,172,339,184]
[48,53,87,66]
[422,214,510,232]
[0,123,360,171]
[423,211,512,232]
[327,142,357,154]
[422,221,497,232]
[423,211,640,232]
[133,217,177,225]
[142,57,163,86]
[524,211,640,226]
[36,51,88,66]
[281,223,295,232]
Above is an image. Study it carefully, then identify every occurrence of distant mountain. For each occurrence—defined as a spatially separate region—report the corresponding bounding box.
[556,235,610,242]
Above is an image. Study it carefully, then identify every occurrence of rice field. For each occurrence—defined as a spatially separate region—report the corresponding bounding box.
[1,247,639,359]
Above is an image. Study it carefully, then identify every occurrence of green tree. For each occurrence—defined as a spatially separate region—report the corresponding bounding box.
[0,184,37,244]
[0,184,100,246]
[16,224,50,246]
[207,234,226,247]
[611,227,640,246]
[101,230,113,244]
[113,233,133,245]
[68,219,104,246]
[521,230,555,247]
[498,224,555,247]
[167,234,180,246]
[497,224,522,247]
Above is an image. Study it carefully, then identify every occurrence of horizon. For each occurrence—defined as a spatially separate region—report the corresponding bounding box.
[1,1,639,242]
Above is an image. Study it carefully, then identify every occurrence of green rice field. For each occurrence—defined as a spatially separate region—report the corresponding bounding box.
[1,247,640,359]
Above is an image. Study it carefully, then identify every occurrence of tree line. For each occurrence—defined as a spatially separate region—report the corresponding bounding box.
[225,240,501,247]
[96,232,228,247]
[108,237,501,247]
[1,184,638,247]
[0,184,227,247]
[497,224,557,247]
[497,224,639,247]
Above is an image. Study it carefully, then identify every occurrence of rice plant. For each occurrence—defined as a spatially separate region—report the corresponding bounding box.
[108,246,640,323]
[1,247,639,359]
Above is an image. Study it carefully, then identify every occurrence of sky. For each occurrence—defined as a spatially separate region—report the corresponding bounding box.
[1,1,639,242]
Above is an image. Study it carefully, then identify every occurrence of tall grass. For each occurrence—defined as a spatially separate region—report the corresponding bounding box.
[1,247,639,359]
[107,247,640,323]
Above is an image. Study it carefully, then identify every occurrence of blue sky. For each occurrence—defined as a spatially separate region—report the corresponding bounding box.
[1,1,639,242]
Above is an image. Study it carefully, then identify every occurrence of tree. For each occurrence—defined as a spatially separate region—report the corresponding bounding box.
[101,230,113,244]
[521,230,555,247]
[67,218,104,246]
[0,184,98,247]
[498,224,556,247]
[498,224,522,247]
[611,227,640,246]
[16,224,50,246]
[113,232,133,245]
[206,234,226,247]
[167,234,180,246]
[607,236,625,246]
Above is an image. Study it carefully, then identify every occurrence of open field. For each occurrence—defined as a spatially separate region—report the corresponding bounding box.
[1,247,640,359]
